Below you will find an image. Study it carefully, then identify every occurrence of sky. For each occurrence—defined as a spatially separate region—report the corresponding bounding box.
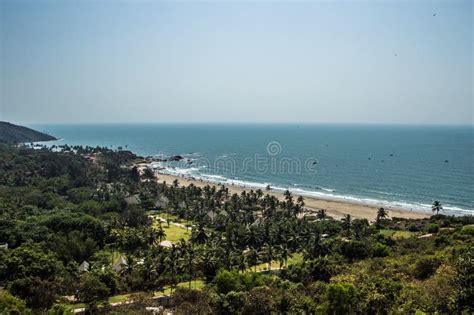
[0,0,472,125]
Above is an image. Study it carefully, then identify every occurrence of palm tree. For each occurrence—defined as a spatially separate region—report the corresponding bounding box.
[303,233,327,259]
[297,195,305,208]
[164,245,179,295]
[283,190,293,206]
[235,251,247,273]
[180,242,197,289]
[244,247,260,272]
[341,214,352,237]
[276,244,290,270]
[316,209,327,220]
[156,224,166,242]
[191,225,208,245]
[375,207,388,228]
[432,200,443,215]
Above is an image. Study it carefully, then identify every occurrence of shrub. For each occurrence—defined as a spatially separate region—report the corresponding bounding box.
[451,247,474,312]
[172,288,213,315]
[0,290,31,315]
[320,283,356,315]
[242,287,277,314]
[427,224,439,233]
[309,257,337,282]
[413,257,441,280]
[48,304,68,315]
[373,243,390,257]
[460,225,474,236]
[213,270,266,295]
[77,273,111,304]
[434,235,450,247]
[340,240,370,261]
[219,291,246,314]
[213,270,242,295]
[282,257,337,284]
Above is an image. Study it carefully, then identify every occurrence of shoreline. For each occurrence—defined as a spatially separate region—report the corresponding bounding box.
[153,172,430,221]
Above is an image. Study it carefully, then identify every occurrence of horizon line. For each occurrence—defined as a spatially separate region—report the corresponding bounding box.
[19,121,474,127]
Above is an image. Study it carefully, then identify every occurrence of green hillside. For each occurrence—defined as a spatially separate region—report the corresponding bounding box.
[0,121,56,143]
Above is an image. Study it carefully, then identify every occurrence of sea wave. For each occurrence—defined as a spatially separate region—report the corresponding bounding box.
[320,187,335,192]
[159,166,201,176]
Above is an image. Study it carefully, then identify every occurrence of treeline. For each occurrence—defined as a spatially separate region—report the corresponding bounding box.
[0,144,472,314]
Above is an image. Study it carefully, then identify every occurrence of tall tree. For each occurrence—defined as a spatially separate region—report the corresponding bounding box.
[432,200,443,215]
[317,209,327,220]
[341,214,352,237]
[375,207,388,228]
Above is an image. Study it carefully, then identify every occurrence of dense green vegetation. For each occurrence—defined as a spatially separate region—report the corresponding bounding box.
[0,122,57,143]
[0,144,472,314]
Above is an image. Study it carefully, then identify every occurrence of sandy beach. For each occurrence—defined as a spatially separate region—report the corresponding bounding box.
[154,172,429,221]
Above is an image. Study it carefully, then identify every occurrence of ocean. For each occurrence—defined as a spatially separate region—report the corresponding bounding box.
[31,123,473,216]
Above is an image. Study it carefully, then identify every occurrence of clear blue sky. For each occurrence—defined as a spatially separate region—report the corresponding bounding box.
[1,0,472,124]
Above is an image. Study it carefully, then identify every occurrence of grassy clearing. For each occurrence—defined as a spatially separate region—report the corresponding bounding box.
[249,252,304,272]
[59,302,86,314]
[151,212,194,227]
[150,215,191,242]
[461,224,474,234]
[286,252,304,265]
[108,294,131,304]
[162,223,191,242]
[154,279,205,296]
[380,229,415,239]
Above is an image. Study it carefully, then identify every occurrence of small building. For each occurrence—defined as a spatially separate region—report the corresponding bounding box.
[158,240,174,248]
[154,197,168,210]
[146,306,164,315]
[78,261,90,272]
[125,195,141,206]
[207,211,217,222]
[113,256,128,273]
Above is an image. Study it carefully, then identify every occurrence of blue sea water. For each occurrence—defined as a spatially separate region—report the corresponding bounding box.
[31,124,473,215]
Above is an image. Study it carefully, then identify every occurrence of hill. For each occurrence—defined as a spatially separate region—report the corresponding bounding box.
[0,121,57,143]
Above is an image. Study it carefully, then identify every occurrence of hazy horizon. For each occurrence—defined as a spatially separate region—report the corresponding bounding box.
[1,1,472,125]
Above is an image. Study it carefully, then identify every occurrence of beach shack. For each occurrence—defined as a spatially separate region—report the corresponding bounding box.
[125,194,141,206]
[78,261,90,272]
[113,256,128,273]
[158,240,174,248]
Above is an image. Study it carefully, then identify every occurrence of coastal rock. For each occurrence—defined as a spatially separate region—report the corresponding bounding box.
[168,155,184,161]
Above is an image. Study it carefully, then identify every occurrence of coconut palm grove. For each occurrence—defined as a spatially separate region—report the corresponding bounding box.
[0,143,472,314]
